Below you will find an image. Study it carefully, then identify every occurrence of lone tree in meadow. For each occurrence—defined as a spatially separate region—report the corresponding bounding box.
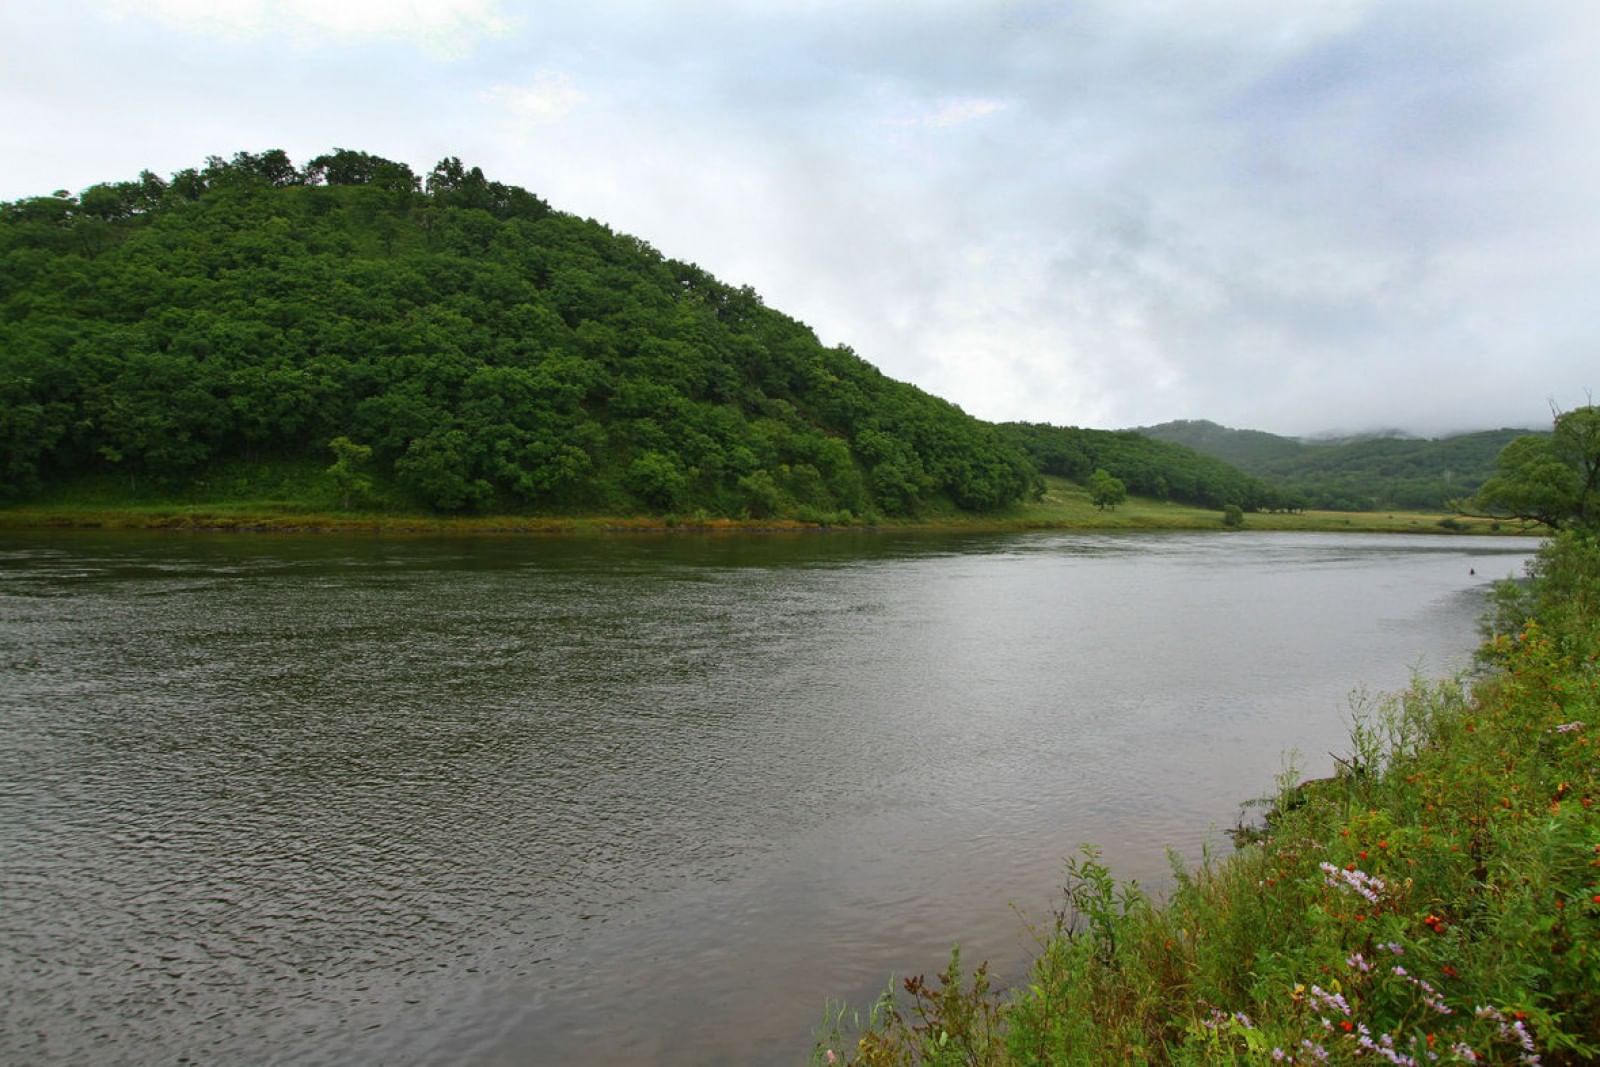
[1088,468,1127,511]
[1468,404,1600,530]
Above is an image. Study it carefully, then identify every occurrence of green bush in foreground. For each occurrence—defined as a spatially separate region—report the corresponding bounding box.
[820,532,1600,1065]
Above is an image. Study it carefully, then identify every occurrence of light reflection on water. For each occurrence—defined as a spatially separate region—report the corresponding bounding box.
[0,530,1536,1065]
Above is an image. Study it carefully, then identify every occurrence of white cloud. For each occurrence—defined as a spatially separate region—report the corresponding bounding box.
[885,97,1007,129]
[482,73,587,130]
[9,0,1598,434]
[100,0,513,57]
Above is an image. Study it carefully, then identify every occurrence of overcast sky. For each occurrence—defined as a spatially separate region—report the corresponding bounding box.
[4,1,1595,436]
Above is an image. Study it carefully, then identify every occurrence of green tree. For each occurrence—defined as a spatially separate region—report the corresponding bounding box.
[626,450,689,512]
[1088,468,1126,510]
[395,430,491,511]
[1471,405,1600,530]
[1222,503,1245,528]
[326,435,373,509]
[736,469,783,518]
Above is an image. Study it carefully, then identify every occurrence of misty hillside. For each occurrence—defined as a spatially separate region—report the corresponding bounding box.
[1136,419,1539,511]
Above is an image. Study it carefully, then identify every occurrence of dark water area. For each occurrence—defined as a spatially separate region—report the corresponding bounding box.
[0,530,1536,1065]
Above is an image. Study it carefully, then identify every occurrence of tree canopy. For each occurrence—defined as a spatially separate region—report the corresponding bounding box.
[0,148,1291,522]
[0,149,1041,519]
[1088,468,1126,510]
[1470,405,1600,530]
[1138,419,1535,511]
[1000,422,1280,511]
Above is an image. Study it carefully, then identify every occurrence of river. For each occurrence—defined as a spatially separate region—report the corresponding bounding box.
[0,529,1536,1065]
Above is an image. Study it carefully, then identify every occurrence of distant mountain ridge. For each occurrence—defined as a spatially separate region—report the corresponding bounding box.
[1133,419,1541,511]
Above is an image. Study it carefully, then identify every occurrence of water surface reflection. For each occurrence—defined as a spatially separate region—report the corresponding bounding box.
[0,530,1535,1064]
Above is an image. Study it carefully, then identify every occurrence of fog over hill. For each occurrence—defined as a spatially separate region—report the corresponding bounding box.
[1134,418,1541,511]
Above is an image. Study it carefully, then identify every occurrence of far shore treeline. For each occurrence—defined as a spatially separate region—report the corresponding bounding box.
[0,149,1570,523]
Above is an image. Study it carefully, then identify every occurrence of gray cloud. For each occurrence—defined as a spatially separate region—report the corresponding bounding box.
[4,0,1596,434]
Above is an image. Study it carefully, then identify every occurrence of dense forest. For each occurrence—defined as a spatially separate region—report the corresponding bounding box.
[1137,418,1538,511]
[1,149,1053,519]
[1000,421,1289,511]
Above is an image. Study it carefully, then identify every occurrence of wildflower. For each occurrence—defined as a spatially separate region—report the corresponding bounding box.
[1272,1050,1286,1062]
[1300,1038,1330,1062]
[1553,721,1584,733]
[825,1051,837,1065]
[1309,985,1351,1017]
[1392,967,1452,1015]
[1320,862,1386,905]
[1381,941,1405,955]
[1346,952,1371,973]
[1340,1020,1355,1033]
[1476,1006,1541,1065]
[1510,1020,1540,1064]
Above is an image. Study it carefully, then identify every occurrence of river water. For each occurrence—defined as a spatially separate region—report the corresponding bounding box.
[0,530,1535,1065]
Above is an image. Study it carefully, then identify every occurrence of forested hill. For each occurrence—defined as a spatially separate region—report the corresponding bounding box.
[0,149,1042,519]
[999,422,1283,511]
[1131,419,1311,469]
[1136,418,1539,511]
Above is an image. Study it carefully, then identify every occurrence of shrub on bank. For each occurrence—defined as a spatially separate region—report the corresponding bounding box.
[820,532,1600,1065]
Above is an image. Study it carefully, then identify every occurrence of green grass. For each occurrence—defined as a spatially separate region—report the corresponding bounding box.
[989,479,1520,535]
[0,471,1530,536]
[815,532,1600,1065]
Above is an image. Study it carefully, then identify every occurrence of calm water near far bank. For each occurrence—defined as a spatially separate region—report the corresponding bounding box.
[0,530,1535,1065]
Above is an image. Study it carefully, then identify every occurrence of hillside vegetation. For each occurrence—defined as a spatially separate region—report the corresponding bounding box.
[1,149,1044,520]
[1001,422,1284,512]
[1139,419,1537,512]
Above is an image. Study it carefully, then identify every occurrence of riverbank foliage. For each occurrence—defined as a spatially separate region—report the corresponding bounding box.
[1471,407,1600,532]
[0,149,1042,519]
[0,474,1518,537]
[819,531,1600,1065]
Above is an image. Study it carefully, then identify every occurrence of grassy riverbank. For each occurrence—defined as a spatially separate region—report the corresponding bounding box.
[818,532,1599,1065]
[0,474,1520,536]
